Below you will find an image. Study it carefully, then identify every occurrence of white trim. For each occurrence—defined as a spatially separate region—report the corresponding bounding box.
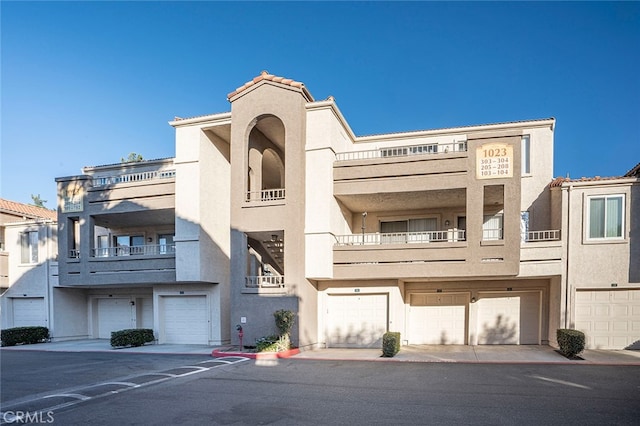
[585,193,625,241]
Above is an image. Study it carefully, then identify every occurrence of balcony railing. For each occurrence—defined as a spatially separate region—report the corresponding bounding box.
[335,230,466,246]
[92,169,176,187]
[482,228,504,241]
[523,230,561,242]
[90,244,176,258]
[335,142,467,162]
[246,188,285,202]
[245,275,285,288]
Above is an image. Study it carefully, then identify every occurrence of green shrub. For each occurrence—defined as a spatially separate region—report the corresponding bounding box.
[1,326,50,347]
[256,334,290,352]
[274,309,295,336]
[557,328,585,358]
[382,332,401,357]
[110,329,155,348]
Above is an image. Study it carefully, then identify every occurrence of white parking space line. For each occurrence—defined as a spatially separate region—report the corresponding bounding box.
[0,356,251,424]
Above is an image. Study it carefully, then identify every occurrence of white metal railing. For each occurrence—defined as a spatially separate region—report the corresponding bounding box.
[335,141,467,162]
[246,188,285,202]
[91,244,176,257]
[335,230,466,246]
[69,249,81,258]
[482,228,504,241]
[92,169,176,187]
[245,276,285,288]
[524,230,561,242]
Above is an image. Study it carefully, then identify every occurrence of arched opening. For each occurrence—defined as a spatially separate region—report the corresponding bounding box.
[262,148,284,189]
[246,115,286,201]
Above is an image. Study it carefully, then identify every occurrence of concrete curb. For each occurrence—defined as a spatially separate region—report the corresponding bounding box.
[212,348,300,359]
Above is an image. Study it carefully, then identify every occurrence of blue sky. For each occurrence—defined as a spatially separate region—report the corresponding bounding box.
[2,1,639,208]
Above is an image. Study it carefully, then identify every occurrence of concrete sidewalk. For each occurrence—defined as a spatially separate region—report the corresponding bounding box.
[0,339,214,356]
[293,344,640,365]
[2,339,639,365]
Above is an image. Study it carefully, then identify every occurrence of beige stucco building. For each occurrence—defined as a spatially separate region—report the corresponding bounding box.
[4,72,637,350]
[0,199,58,329]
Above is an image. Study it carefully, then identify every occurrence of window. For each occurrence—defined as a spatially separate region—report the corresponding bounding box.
[483,214,504,240]
[380,218,437,243]
[21,231,38,263]
[521,135,530,175]
[158,234,175,254]
[68,217,80,258]
[483,185,504,240]
[114,235,144,255]
[520,211,530,242]
[588,195,624,239]
[96,235,109,257]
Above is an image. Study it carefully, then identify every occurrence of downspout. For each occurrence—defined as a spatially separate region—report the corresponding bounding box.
[564,184,571,328]
[46,222,53,339]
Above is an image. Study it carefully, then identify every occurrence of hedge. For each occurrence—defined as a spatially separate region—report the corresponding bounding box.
[557,328,585,358]
[111,329,155,348]
[382,332,401,357]
[1,326,50,347]
[256,334,290,352]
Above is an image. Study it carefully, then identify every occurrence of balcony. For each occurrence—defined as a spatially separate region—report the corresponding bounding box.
[245,275,285,288]
[92,169,176,187]
[523,230,560,242]
[520,230,562,276]
[335,230,466,246]
[59,244,176,286]
[334,229,468,271]
[243,275,286,294]
[246,188,285,202]
[334,143,469,199]
[335,141,467,162]
[91,244,176,257]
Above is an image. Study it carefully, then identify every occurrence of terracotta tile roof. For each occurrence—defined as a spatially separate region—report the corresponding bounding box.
[0,199,57,221]
[549,175,627,187]
[624,162,640,177]
[227,70,314,102]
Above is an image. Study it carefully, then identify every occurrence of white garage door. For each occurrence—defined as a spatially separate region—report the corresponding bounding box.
[408,294,467,345]
[575,290,640,350]
[162,296,208,345]
[326,294,388,348]
[13,298,46,327]
[476,292,540,345]
[98,298,134,339]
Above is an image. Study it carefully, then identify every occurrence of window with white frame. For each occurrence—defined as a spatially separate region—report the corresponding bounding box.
[21,231,39,263]
[483,214,504,240]
[588,195,624,239]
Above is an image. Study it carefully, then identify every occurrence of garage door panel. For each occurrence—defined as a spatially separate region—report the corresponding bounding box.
[409,306,466,344]
[575,290,640,350]
[408,293,467,345]
[477,292,540,345]
[13,298,46,327]
[162,296,208,345]
[327,294,388,348]
[98,299,133,339]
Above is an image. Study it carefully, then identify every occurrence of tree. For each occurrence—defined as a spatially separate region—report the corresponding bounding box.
[121,152,144,163]
[31,194,47,208]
